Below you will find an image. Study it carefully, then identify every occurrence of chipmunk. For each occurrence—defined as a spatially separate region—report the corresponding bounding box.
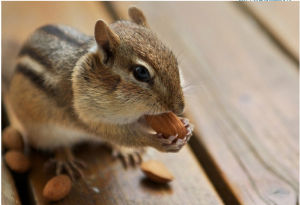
[3,7,193,178]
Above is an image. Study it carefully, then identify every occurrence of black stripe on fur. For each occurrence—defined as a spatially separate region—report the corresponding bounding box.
[40,25,84,47]
[19,46,53,70]
[16,64,57,97]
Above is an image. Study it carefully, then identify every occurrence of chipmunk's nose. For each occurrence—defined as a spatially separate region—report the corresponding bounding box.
[171,100,185,115]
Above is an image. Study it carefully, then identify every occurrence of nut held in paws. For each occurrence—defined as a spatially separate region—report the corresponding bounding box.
[4,150,30,173]
[141,160,174,183]
[43,175,72,201]
[145,112,187,139]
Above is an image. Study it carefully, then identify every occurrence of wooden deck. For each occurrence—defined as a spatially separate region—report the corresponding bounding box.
[2,2,298,205]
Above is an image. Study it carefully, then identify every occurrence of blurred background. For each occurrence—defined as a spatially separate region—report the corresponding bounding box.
[2,2,299,205]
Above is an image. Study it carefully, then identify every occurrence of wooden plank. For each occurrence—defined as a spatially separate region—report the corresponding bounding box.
[112,2,299,205]
[2,162,21,205]
[28,145,223,205]
[3,2,223,204]
[243,2,299,61]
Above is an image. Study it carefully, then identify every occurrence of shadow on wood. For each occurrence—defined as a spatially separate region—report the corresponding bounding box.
[28,143,223,205]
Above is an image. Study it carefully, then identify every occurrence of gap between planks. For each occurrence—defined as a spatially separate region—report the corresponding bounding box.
[235,2,299,66]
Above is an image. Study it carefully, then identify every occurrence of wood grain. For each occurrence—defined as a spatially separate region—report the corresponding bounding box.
[28,145,223,205]
[2,2,223,205]
[243,2,299,61]
[2,162,21,205]
[112,2,299,205]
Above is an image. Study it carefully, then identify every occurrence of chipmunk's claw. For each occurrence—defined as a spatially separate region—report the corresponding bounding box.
[155,133,183,152]
[180,117,190,127]
[180,117,194,137]
[44,148,86,181]
[45,159,85,181]
[112,146,144,168]
[157,133,178,145]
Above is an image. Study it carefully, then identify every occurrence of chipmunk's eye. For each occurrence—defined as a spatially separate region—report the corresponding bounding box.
[133,65,151,82]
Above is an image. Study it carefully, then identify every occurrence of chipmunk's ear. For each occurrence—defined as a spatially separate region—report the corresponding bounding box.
[94,20,120,62]
[128,7,148,27]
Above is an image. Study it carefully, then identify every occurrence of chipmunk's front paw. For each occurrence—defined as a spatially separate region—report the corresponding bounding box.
[179,117,194,138]
[152,133,184,152]
[111,146,144,168]
[152,118,193,153]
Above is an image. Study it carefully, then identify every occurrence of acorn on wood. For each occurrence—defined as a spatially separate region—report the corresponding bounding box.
[4,150,31,173]
[140,160,174,183]
[145,112,187,139]
[2,126,24,150]
[43,175,72,202]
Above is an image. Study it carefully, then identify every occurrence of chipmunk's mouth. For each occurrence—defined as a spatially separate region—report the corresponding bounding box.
[137,115,148,126]
[136,115,154,132]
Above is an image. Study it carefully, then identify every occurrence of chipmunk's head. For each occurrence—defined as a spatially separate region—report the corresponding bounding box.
[73,7,184,125]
